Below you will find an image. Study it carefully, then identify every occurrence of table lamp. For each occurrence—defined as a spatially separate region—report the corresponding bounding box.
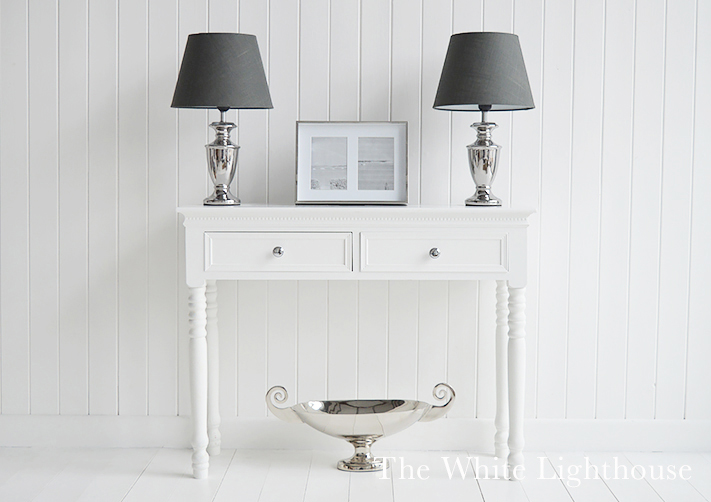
[434,32,534,206]
[172,33,273,205]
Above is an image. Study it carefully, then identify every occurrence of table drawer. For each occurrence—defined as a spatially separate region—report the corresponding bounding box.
[205,232,352,273]
[360,231,508,273]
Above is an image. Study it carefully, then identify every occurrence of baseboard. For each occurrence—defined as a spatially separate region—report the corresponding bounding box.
[0,416,708,451]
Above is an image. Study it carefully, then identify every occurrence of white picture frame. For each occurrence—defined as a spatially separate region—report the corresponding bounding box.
[296,121,408,204]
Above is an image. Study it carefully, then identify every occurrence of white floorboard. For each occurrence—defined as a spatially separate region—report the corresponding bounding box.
[624,452,709,502]
[518,453,573,502]
[73,449,158,502]
[257,450,311,502]
[212,449,271,502]
[469,452,530,502]
[0,448,82,501]
[34,448,156,502]
[302,450,351,502]
[679,453,711,500]
[585,452,664,502]
[390,451,483,502]
[546,452,618,502]
[0,448,710,501]
[121,448,233,502]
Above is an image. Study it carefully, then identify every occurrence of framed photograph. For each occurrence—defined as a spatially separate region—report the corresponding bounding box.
[296,121,407,204]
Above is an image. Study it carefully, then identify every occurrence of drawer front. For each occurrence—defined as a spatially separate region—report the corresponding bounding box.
[205,232,352,273]
[361,231,508,273]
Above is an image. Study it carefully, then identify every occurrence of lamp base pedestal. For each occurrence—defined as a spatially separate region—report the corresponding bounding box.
[204,184,240,206]
[465,187,502,206]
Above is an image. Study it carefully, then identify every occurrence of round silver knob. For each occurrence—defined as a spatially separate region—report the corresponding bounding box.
[272,246,284,258]
[429,247,441,259]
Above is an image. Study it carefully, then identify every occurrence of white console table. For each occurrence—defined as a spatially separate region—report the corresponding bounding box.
[178,205,532,479]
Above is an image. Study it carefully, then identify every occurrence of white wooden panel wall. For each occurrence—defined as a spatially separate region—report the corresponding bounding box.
[0,0,708,426]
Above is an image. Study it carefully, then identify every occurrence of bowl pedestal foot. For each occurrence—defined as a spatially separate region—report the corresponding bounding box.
[337,438,386,472]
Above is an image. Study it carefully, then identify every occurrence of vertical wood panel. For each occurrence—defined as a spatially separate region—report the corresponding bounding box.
[329,0,359,121]
[446,281,478,418]
[238,0,270,205]
[117,0,148,416]
[654,0,696,420]
[625,0,665,420]
[0,0,30,415]
[28,0,59,415]
[267,281,297,401]
[88,0,118,416]
[535,0,573,419]
[450,0,482,206]
[147,0,179,417]
[391,0,422,204]
[419,0,451,205]
[476,281,495,418]
[327,281,358,400]
[357,281,388,398]
[387,281,418,399]
[297,281,328,400]
[417,281,449,402]
[177,0,208,210]
[208,0,238,31]
[595,0,635,420]
[216,281,237,418]
[512,0,543,420]
[685,0,711,419]
[565,0,604,420]
[360,0,391,121]
[58,0,89,415]
[299,0,329,121]
[238,281,267,417]
[267,0,298,205]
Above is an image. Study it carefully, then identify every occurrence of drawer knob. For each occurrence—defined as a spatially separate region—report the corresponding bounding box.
[272,246,284,258]
[429,247,441,259]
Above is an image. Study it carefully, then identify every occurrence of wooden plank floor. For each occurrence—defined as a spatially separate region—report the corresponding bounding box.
[0,448,709,502]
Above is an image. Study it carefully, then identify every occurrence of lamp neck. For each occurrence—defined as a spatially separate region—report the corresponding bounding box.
[470,121,498,145]
[209,121,237,146]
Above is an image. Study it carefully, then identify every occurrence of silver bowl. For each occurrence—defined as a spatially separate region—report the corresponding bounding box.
[266,383,455,472]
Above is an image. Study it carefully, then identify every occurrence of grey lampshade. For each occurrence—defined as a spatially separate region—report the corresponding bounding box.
[171,33,273,110]
[433,32,534,112]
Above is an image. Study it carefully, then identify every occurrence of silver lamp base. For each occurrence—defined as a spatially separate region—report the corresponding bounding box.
[204,112,241,206]
[466,187,502,206]
[465,118,502,207]
[204,184,240,205]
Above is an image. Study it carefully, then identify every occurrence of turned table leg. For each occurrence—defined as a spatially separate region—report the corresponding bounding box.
[189,285,209,479]
[494,280,510,460]
[507,284,526,478]
[206,280,221,456]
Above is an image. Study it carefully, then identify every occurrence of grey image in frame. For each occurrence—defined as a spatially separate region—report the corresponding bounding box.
[296,121,407,204]
[311,137,348,190]
[358,137,395,190]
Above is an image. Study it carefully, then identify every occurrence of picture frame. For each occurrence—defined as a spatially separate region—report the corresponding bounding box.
[296,121,408,204]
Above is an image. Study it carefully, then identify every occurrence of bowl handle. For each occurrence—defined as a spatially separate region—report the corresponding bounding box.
[266,386,303,424]
[420,383,456,422]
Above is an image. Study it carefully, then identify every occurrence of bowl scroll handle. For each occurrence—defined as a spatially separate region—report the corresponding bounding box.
[266,386,303,424]
[420,383,456,422]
